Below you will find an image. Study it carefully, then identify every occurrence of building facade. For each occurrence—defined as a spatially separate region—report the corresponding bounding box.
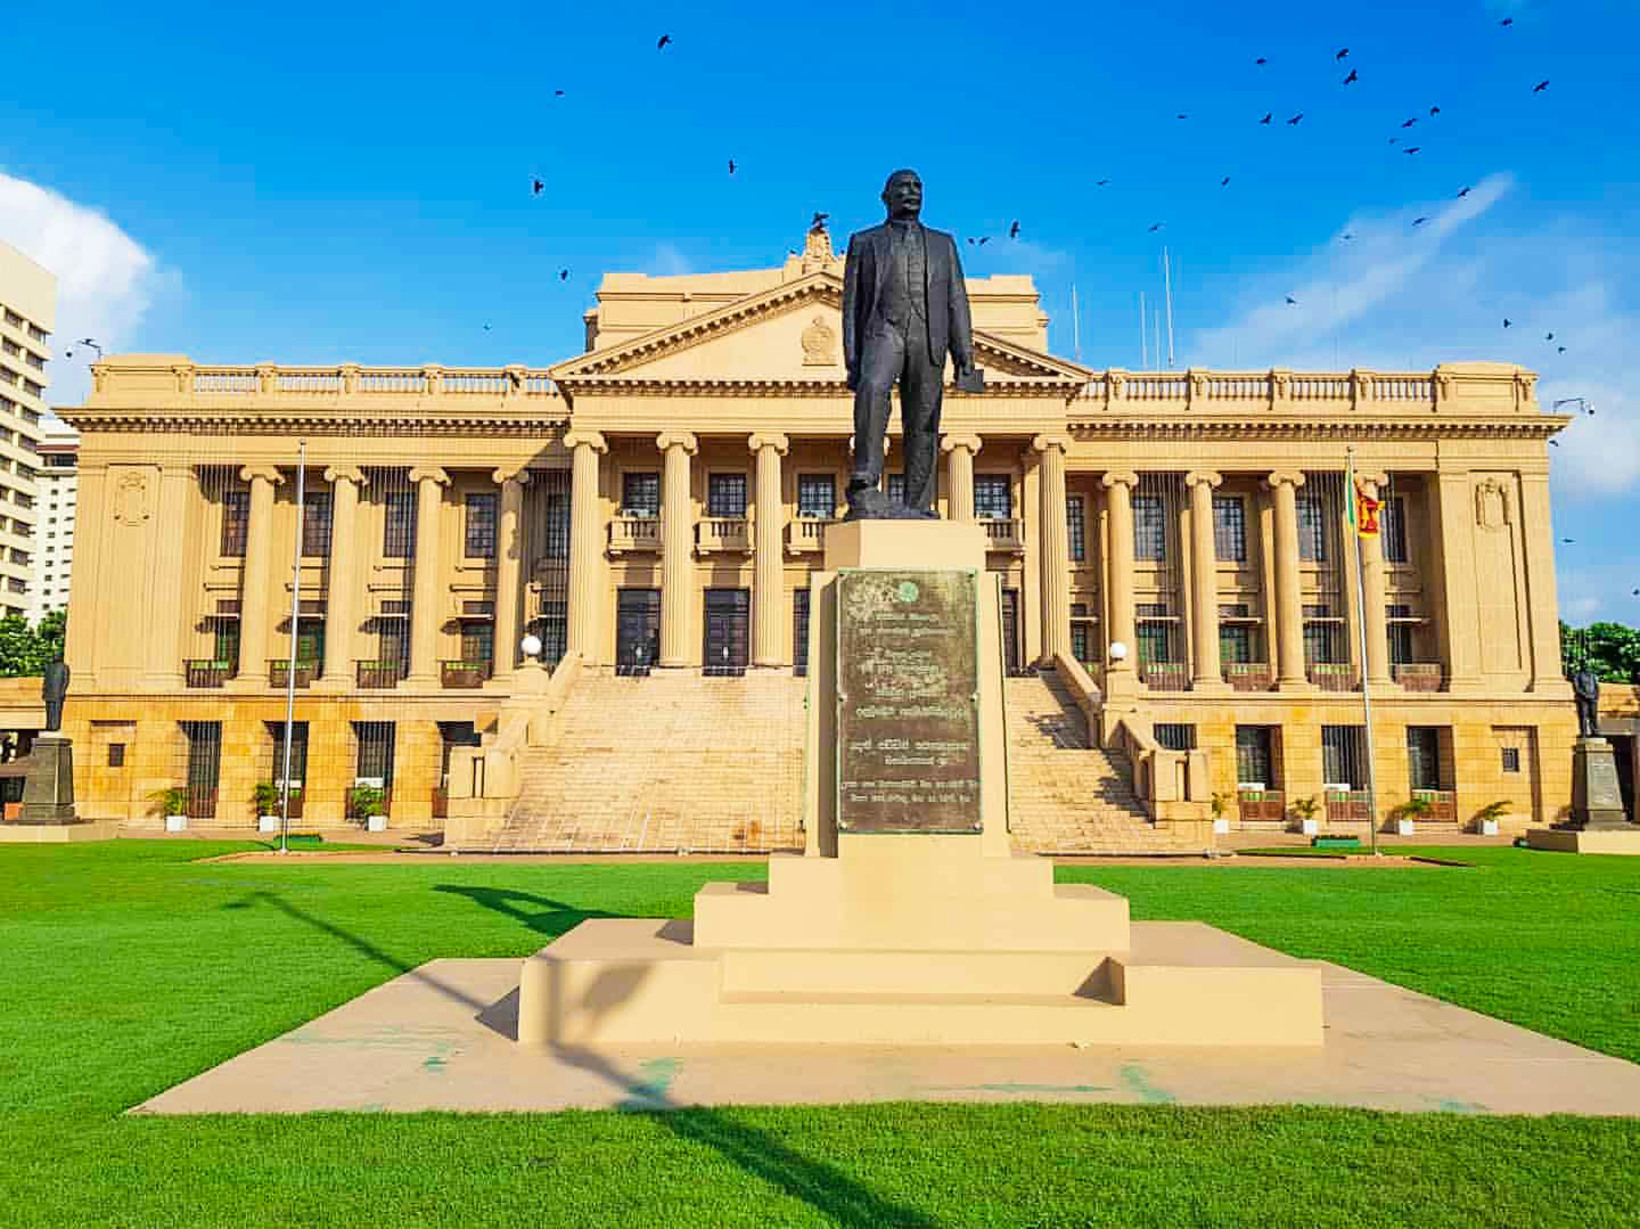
[0,240,53,622]
[55,230,1578,839]
[26,419,78,624]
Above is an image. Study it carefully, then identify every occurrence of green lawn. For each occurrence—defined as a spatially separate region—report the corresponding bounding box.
[2,840,1638,1227]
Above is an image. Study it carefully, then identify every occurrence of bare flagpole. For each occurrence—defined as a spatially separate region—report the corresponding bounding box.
[278,441,306,856]
[1348,445,1381,857]
[1071,283,1082,364]
[1163,246,1176,369]
[1139,291,1148,369]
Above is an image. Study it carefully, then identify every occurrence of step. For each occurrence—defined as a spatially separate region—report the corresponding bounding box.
[719,947,1116,998]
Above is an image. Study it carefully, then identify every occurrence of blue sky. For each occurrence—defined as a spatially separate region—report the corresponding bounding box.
[3,0,1637,620]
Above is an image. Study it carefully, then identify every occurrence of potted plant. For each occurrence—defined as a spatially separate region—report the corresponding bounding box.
[1209,791,1234,836]
[149,785,189,833]
[1474,799,1511,837]
[348,784,388,833]
[253,781,282,833]
[1396,793,1434,836]
[1290,794,1321,836]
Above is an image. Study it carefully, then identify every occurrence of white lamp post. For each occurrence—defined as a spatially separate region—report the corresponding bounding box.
[1108,640,1129,664]
[520,633,543,664]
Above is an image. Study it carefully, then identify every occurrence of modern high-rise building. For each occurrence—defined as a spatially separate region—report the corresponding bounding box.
[27,419,78,624]
[0,240,53,622]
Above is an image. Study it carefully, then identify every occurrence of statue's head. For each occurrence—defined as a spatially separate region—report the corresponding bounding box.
[881,169,923,221]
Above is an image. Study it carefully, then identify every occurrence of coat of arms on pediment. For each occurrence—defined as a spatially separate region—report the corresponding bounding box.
[801,315,838,366]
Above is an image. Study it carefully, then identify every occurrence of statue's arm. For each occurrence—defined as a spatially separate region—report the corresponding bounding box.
[947,235,974,372]
[842,234,861,379]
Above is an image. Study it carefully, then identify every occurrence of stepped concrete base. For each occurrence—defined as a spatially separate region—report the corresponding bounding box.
[0,818,119,843]
[1525,827,1640,855]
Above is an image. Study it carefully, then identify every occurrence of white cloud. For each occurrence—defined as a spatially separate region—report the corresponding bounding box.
[0,171,164,406]
[646,243,694,277]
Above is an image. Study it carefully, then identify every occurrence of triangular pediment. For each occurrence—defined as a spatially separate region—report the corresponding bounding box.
[549,271,1092,390]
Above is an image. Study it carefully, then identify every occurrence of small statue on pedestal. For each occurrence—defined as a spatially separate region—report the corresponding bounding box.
[1571,667,1601,739]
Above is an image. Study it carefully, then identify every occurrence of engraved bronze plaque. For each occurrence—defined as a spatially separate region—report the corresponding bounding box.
[836,568,981,834]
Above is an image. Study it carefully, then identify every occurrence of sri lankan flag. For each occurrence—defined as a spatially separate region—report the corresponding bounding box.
[1347,455,1381,538]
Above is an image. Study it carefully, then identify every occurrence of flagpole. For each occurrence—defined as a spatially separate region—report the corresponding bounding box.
[1348,445,1381,857]
[278,441,306,856]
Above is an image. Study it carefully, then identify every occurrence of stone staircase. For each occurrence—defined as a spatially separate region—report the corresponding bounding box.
[488,671,807,854]
[1005,672,1209,855]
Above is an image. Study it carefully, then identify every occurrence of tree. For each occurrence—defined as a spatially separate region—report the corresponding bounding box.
[1561,620,1640,684]
[33,609,65,670]
[0,615,37,677]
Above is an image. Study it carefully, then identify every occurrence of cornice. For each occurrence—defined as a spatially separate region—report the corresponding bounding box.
[55,409,569,434]
[1067,415,1570,440]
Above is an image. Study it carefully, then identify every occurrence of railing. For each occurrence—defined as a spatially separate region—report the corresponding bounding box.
[1225,662,1273,692]
[185,787,218,820]
[1141,662,1190,692]
[356,660,407,689]
[97,362,561,403]
[1309,663,1360,691]
[979,517,1025,552]
[1069,365,1534,415]
[184,659,234,689]
[441,659,493,689]
[1238,789,1286,824]
[609,516,661,554]
[1324,790,1374,824]
[269,660,319,689]
[1108,716,1209,819]
[268,788,305,820]
[1393,662,1444,692]
[1411,789,1457,823]
[787,518,837,554]
[697,517,752,554]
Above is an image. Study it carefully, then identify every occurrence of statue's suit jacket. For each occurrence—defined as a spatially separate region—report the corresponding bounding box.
[842,222,974,378]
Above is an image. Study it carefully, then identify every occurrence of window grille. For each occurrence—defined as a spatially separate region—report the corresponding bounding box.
[798,474,836,519]
[1133,494,1167,560]
[707,473,748,518]
[1297,494,1328,562]
[1213,496,1246,561]
[974,475,1011,520]
[383,492,416,558]
[220,489,250,557]
[302,491,333,557]
[464,493,498,558]
[1066,494,1085,561]
[622,472,660,517]
[1382,496,1409,564]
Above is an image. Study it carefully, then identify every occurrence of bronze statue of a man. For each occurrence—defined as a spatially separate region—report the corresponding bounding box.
[842,170,978,519]
[42,657,69,733]
[1572,666,1601,739]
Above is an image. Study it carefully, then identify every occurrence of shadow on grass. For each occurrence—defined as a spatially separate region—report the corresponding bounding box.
[430,884,624,938]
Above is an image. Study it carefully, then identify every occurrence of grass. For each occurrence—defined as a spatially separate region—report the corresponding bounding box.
[2,839,1638,1226]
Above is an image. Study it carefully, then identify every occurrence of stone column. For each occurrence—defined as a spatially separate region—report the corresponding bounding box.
[1266,470,1309,689]
[941,434,981,522]
[565,431,608,659]
[657,431,699,668]
[1101,471,1139,685]
[748,432,789,668]
[232,464,284,689]
[1033,435,1072,664]
[1357,472,1393,689]
[406,466,451,687]
[1517,472,1571,696]
[319,466,367,690]
[1185,471,1226,692]
[144,467,192,688]
[491,467,530,684]
[1433,469,1482,693]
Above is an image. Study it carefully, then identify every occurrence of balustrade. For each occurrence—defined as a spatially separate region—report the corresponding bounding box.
[356,660,407,689]
[1238,789,1286,824]
[184,659,234,689]
[608,516,661,554]
[1224,662,1273,692]
[696,517,752,555]
[1309,663,1360,691]
[180,363,556,400]
[268,659,319,689]
[980,517,1025,553]
[1392,662,1445,692]
[441,659,494,689]
[786,518,836,554]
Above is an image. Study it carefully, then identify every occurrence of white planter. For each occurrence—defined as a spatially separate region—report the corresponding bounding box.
[1397,819,1417,836]
[258,815,280,833]
[1212,818,1230,835]
[1299,818,1320,836]
[165,815,188,833]
[367,815,388,833]
[1480,819,1500,836]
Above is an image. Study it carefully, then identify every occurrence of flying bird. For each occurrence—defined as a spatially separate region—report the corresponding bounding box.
[1429,105,1441,116]
[531,178,544,196]
[1256,56,1268,65]
[978,236,991,245]
[1176,113,1189,120]
[1501,16,1514,26]
[1549,439,1560,447]
[1412,217,1429,227]
[1221,176,1231,186]
[1546,332,1554,340]
[559,268,570,281]
[1341,232,1355,241]
[657,33,672,50]
[1287,113,1304,125]
[554,89,565,97]
[1336,47,1349,60]
[1095,179,1111,186]
[1457,186,1471,197]
[1148,222,1164,233]
[1503,318,1513,328]
[1559,346,1568,353]
[1632,588,1638,596]
[1343,69,1358,85]
[1009,220,1021,238]
[1404,146,1422,155]
[483,323,492,332]
[1402,118,1418,128]
[1390,138,1398,144]
[811,211,829,228]
[1562,538,1576,544]
[1260,112,1272,124]
[1533,80,1549,92]
[728,159,736,174]
[1285,295,1298,305]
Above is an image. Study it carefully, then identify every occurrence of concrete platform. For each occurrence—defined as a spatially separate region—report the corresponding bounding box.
[1525,827,1640,855]
[132,923,1640,1117]
[0,820,119,843]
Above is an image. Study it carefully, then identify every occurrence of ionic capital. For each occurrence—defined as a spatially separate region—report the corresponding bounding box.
[238,464,285,486]
[941,434,982,455]
[656,431,699,456]
[1101,470,1139,490]
[323,465,368,487]
[1184,470,1223,490]
[408,466,451,487]
[1355,471,1389,499]
[1264,470,1307,491]
[747,432,790,456]
[492,466,533,487]
[1030,433,1071,455]
[563,428,608,455]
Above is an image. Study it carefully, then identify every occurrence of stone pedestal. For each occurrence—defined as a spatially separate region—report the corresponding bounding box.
[514,520,1323,1050]
[1525,737,1640,854]
[20,735,76,825]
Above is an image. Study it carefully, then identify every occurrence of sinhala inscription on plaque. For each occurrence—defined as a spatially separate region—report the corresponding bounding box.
[836,568,981,834]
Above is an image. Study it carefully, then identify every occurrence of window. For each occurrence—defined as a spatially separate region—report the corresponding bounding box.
[1236,726,1275,787]
[1136,603,1172,665]
[107,744,125,768]
[974,475,1011,520]
[213,619,240,670]
[707,473,748,518]
[1297,494,1328,562]
[2,310,19,328]
[464,493,498,558]
[354,722,396,786]
[383,491,416,558]
[302,491,333,557]
[1382,495,1408,564]
[797,474,836,519]
[1220,623,1253,664]
[1321,726,1365,789]
[461,620,494,664]
[1213,496,1246,561]
[378,618,409,668]
[269,721,310,786]
[1407,727,1442,792]
[543,492,570,559]
[1154,723,1196,751]
[1501,746,1521,774]
[1387,616,1415,666]
[1066,495,1086,561]
[1303,604,1340,665]
[1133,494,1167,560]
[1070,602,1098,664]
[621,472,660,517]
[220,490,250,557]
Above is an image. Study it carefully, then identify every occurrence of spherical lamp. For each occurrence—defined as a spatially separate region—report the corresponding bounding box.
[520,633,544,661]
[1107,640,1129,663]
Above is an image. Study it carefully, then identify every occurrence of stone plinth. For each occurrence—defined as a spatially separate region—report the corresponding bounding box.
[1570,737,1628,830]
[20,735,76,825]
[514,520,1323,1050]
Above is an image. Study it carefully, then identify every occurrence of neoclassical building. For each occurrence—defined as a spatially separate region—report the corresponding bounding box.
[56,228,1578,848]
